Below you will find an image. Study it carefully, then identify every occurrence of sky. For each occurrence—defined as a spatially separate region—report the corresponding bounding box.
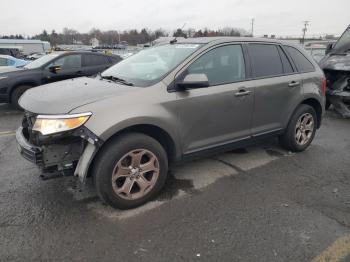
[1,0,349,37]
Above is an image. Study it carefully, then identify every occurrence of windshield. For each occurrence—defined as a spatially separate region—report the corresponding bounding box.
[101,43,203,87]
[333,25,350,53]
[24,53,60,69]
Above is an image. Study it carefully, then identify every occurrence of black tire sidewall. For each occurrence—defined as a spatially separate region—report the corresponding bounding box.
[281,104,317,152]
[11,85,32,109]
[93,133,168,209]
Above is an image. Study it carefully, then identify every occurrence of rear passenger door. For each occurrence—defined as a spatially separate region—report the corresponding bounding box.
[247,43,301,135]
[82,54,112,75]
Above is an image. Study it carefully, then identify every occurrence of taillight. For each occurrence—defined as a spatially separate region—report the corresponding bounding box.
[323,78,327,95]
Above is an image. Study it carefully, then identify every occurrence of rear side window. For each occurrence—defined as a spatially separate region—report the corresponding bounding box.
[284,46,315,73]
[109,56,122,64]
[278,47,294,74]
[83,54,110,67]
[185,44,246,86]
[248,44,283,78]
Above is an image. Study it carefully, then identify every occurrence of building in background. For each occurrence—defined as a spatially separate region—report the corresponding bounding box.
[0,39,51,55]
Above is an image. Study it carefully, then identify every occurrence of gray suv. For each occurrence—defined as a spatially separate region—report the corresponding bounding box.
[16,38,325,209]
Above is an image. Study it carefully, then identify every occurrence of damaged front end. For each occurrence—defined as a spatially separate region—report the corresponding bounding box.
[320,25,350,118]
[16,111,102,180]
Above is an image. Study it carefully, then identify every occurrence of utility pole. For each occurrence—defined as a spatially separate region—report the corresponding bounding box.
[251,18,255,37]
[302,21,309,44]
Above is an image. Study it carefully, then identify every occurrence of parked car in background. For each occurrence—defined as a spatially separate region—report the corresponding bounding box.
[319,24,350,117]
[26,52,46,60]
[0,55,29,67]
[0,51,122,108]
[0,47,23,58]
[16,37,325,209]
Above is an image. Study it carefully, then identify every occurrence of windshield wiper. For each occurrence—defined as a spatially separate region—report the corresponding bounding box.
[100,75,134,86]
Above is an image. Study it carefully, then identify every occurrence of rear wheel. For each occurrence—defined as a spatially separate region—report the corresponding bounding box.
[279,104,317,152]
[11,85,33,110]
[93,133,168,209]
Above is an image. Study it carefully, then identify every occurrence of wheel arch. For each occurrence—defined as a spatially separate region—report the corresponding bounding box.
[300,98,323,128]
[85,123,178,179]
[10,81,38,102]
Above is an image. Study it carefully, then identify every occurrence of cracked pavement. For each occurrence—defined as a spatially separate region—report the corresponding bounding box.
[0,103,350,262]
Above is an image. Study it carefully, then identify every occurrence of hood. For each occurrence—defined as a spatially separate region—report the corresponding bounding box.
[19,77,138,114]
[320,53,350,71]
[0,66,25,74]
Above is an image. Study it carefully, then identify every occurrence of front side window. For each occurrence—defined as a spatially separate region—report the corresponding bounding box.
[249,44,283,78]
[285,46,315,73]
[184,45,246,86]
[101,43,203,87]
[48,55,82,70]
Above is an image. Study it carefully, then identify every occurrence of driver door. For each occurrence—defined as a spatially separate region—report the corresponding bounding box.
[175,44,254,155]
[42,54,83,84]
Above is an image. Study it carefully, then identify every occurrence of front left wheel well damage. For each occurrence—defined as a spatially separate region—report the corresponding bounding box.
[85,124,177,179]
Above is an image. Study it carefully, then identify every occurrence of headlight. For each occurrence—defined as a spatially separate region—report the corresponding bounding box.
[33,112,92,135]
[0,76,8,80]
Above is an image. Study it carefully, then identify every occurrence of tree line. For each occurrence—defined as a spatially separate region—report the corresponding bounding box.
[0,27,249,46]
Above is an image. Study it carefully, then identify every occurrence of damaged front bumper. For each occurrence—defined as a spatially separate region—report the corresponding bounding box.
[16,113,102,182]
[325,70,350,118]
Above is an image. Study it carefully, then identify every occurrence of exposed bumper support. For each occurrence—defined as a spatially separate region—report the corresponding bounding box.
[16,127,43,165]
[74,143,97,182]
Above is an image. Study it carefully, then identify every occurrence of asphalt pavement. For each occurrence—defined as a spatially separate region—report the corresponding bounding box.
[0,103,350,262]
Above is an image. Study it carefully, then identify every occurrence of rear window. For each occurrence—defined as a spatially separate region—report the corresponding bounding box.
[284,46,315,73]
[248,44,283,78]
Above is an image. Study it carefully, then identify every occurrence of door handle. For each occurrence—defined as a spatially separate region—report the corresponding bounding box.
[288,81,300,87]
[234,89,252,97]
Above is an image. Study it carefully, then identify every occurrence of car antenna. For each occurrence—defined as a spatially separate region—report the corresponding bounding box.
[170,23,186,44]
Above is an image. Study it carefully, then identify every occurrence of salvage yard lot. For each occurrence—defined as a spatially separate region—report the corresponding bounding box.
[1,103,350,261]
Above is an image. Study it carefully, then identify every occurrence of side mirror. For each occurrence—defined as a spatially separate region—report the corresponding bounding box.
[49,65,62,73]
[176,73,209,90]
[325,43,334,55]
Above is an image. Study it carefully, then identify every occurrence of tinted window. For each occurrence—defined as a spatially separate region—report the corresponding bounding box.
[185,45,246,86]
[49,55,82,70]
[278,47,294,74]
[285,46,315,73]
[110,56,122,64]
[83,54,110,67]
[249,44,283,78]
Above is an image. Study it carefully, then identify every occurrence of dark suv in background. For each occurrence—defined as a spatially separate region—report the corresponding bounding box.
[16,38,325,209]
[0,51,122,108]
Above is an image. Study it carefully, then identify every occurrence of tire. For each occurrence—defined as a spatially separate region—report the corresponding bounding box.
[93,133,168,209]
[279,104,317,152]
[11,85,32,110]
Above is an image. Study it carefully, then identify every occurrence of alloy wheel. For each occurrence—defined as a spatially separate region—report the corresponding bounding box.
[295,113,314,146]
[111,149,160,200]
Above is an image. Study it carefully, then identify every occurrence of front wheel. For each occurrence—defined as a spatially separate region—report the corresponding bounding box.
[93,133,168,209]
[279,104,317,152]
